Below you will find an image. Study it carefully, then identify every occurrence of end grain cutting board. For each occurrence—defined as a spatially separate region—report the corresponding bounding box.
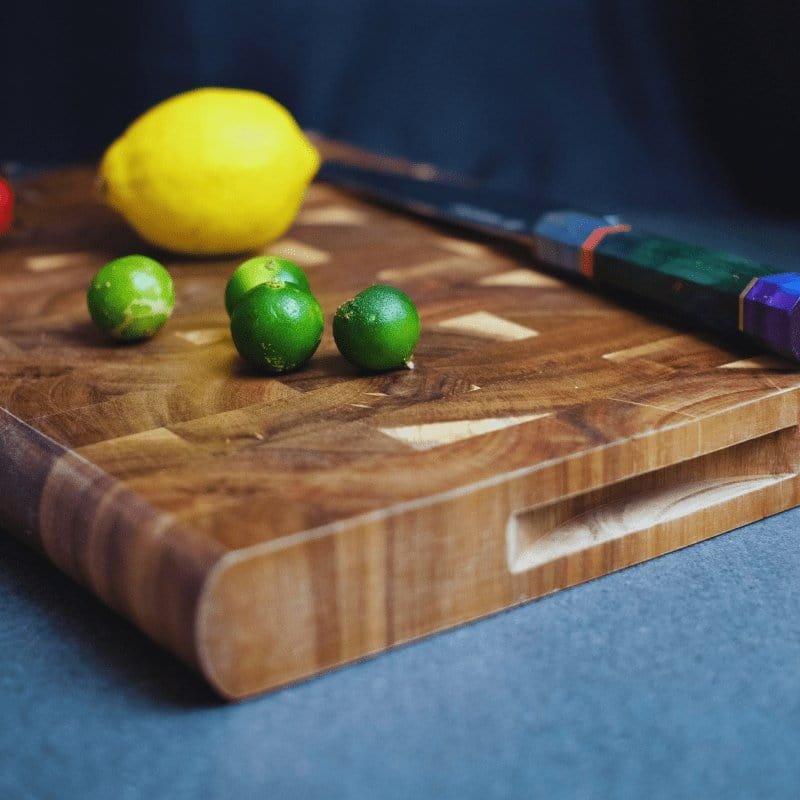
[3,143,800,698]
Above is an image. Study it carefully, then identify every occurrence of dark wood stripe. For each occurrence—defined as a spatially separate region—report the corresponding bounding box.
[0,408,227,668]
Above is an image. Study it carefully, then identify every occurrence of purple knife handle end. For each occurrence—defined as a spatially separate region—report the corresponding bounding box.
[741,273,800,361]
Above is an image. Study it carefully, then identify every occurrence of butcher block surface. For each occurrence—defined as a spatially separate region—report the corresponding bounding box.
[3,143,800,698]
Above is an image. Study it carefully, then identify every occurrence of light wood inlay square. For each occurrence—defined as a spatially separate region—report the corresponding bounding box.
[379,413,549,450]
[479,268,563,288]
[719,355,794,370]
[297,205,367,226]
[269,239,331,265]
[436,237,489,258]
[438,311,538,341]
[176,328,229,346]
[26,252,91,272]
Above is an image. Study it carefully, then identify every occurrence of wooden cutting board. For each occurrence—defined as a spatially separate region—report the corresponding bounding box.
[3,143,800,699]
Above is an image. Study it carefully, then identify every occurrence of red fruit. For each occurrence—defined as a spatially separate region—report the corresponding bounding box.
[0,178,14,235]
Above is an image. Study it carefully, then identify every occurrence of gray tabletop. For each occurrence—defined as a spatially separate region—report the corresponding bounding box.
[2,505,799,800]
[3,212,800,799]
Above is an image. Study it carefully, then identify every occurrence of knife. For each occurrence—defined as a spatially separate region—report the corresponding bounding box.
[318,160,800,362]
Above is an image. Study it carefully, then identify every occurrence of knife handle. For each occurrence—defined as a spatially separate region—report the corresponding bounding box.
[533,211,800,361]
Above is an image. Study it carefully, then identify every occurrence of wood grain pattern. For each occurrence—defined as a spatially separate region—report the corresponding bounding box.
[3,145,800,698]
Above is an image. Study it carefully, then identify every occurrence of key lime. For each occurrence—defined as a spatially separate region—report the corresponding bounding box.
[87,255,174,340]
[224,255,310,317]
[333,284,420,371]
[230,282,324,373]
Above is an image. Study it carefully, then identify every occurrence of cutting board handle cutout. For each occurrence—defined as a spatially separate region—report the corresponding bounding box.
[507,424,800,574]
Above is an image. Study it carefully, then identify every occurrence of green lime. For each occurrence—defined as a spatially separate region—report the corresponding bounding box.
[230,282,324,373]
[224,255,310,316]
[333,284,420,371]
[87,254,174,340]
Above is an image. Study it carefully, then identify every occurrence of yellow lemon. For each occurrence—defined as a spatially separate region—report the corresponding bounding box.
[99,88,320,255]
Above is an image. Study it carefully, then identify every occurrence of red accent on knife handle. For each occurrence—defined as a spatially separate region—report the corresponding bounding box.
[580,224,631,277]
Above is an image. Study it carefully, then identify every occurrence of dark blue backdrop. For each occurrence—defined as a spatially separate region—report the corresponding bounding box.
[4,1,800,212]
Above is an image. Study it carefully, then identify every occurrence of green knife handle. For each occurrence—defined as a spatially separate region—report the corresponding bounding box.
[533,211,800,360]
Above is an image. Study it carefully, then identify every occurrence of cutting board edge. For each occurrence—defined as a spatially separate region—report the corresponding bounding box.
[3,384,800,699]
[195,416,800,699]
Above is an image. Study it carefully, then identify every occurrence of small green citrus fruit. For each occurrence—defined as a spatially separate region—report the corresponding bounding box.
[87,254,174,340]
[230,282,324,373]
[333,284,420,371]
[225,255,310,316]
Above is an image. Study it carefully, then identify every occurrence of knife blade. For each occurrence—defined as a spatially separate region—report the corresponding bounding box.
[318,160,800,362]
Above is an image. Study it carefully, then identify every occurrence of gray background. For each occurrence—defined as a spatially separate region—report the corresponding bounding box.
[2,505,799,799]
